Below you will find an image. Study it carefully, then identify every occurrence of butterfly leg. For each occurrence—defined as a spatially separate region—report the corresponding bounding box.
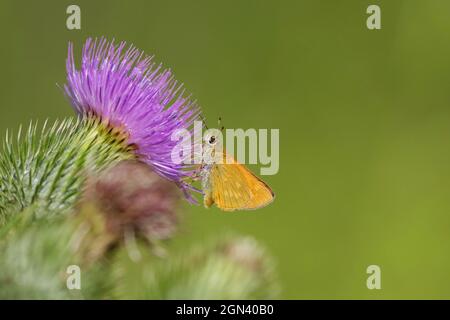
[203,190,214,208]
[182,164,203,185]
[191,167,203,181]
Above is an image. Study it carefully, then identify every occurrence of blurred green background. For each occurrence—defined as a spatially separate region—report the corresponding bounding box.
[1,0,450,299]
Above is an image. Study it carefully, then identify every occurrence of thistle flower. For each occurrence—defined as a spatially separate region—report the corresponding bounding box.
[64,38,201,194]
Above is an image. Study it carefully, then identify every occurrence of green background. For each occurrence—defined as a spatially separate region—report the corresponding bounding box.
[1,0,450,299]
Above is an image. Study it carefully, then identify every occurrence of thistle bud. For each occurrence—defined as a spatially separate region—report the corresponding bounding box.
[84,160,180,241]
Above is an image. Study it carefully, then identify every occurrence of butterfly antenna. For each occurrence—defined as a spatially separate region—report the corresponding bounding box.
[200,114,209,130]
[218,116,225,132]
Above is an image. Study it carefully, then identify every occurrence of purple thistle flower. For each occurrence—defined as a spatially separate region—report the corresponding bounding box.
[64,38,201,197]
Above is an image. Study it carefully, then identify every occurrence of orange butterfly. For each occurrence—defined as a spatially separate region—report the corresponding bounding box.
[199,132,275,211]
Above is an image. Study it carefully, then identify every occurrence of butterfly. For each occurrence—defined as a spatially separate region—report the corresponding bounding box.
[198,131,275,211]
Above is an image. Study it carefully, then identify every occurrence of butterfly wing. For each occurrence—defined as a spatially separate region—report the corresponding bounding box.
[206,153,274,211]
[240,165,275,210]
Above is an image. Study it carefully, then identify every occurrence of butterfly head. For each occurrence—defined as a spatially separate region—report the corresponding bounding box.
[202,129,223,165]
[201,117,225,164]
[205,133,218,146]
[203,131,219,154]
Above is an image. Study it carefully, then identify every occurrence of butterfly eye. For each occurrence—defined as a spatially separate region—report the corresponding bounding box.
[208,136,216,145]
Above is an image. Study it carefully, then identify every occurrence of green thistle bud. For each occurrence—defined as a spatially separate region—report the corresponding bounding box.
[111,235,280,299]
[0,118,133,224]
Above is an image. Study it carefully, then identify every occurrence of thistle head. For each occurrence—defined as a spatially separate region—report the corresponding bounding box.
[82,160,180,241]
[64,38,201,195]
